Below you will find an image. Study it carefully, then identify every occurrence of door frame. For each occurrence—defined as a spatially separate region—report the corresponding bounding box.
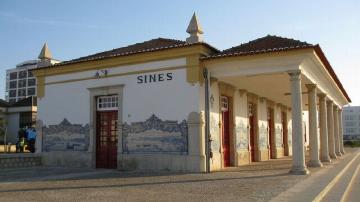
[221,95,231,167]
[248,102,257,162]
[88,85,124,169]
[218,82,235,168]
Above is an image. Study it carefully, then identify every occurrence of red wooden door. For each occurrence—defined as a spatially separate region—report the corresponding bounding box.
[249,103,256,162]
[96,111,118,169]
[268,109,275,159]
[222,110,230,167]
[221,96,230,167]
[282,112,288,156]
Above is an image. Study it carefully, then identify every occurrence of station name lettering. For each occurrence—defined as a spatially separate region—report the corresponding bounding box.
[137,73,173,84]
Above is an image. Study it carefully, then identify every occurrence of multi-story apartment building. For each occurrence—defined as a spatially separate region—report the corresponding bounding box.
[342,106,360,140]
[5,43,60,103]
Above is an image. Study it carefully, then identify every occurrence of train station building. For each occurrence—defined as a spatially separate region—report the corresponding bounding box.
[33,14,350,174]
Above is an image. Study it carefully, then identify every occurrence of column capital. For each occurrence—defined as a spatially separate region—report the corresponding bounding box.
[326,99,334,105]
[305,84,317,90]
[259,97,267,103]
[333,105,340,111]
[288,70,302,80]
[239,89,248,96]
[318,93,327,99]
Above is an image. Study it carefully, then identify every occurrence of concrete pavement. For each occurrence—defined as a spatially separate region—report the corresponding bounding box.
[0,148,359,202]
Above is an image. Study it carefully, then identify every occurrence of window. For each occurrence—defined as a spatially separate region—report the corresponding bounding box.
[19,112,37,128]
[9,72,17,80]
[27,88,35,96]
[9,90,16,97]
[28,70,34,77]
[18,89,26,96]
[28,78,36,86]
[9,81,17,89]
[346,128,356,133]
[345,115,355,120]
[248,103,255,117]
[97,95,118,111]
[221,96,229,112]
[345,122,355,127]
[18,79,27,88]
[18,70,27,79]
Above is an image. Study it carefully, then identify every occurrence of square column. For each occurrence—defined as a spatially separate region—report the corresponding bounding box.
[306,84,322,167]
[288,71,309,175]
[327,100,337,159]
[319,94,331,162]
[338,109,345,154]
[333,107,342,156]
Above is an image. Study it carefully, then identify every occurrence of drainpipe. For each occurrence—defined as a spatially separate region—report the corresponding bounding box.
[203,68,211,173]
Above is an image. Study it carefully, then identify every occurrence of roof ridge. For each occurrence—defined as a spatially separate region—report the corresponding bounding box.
[62,37,187,64]
[222,34,313,53]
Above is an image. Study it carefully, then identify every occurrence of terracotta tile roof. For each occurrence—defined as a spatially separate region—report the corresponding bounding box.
[46,38,218,68]
[202,35,351,103]
[10,96,37,107]
[203,35,314,59]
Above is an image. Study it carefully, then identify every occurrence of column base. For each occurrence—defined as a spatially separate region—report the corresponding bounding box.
[308,160,323,167]
[336,152,342,157]
[289,166,310,175]
[341,150,346,155]
[320,156,332,163]
[330,154,337,159]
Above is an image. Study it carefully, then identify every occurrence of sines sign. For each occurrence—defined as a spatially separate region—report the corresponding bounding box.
[137,72,173,84]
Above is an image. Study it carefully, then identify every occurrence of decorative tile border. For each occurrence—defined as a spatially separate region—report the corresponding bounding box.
[235,120,248,150]
[122,114,188,154]
[43,119,90,152]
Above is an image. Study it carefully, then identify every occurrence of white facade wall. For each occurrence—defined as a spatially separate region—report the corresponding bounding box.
[38,58,205,171]
[209,81,221,170]
[39,58,197,125]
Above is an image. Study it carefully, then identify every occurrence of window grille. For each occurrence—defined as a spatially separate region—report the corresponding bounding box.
[221,96,228,112]
[97,95,118,111]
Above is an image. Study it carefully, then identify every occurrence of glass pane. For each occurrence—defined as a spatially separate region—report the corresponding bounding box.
[19,71,27,79]
[27,88,35,96]
[28,78,36,86]
[10,81,17,89]
[9,90,17,97]
[10,72,17,80]
[18,79,27,88]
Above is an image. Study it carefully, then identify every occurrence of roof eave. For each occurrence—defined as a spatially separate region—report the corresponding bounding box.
[312,45,351,103]
[33,42,219,71]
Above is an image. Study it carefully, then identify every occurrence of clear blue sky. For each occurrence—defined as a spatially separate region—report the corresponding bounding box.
[1,0,359,105]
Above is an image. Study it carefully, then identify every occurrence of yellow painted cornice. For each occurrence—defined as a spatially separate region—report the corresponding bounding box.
[33,44,214,77]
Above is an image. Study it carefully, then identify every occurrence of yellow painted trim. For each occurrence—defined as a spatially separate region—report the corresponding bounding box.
[33,44,212,77]
[186,54,203,84]
[32,44,215,97]
[45,65,186,86]
[202,48,313,66]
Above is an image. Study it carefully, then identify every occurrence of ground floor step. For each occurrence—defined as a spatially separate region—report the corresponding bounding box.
[0,153,41,169]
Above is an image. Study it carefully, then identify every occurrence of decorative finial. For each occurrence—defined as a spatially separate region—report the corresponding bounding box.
[186,13,203,43]
[38,42,53,60]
